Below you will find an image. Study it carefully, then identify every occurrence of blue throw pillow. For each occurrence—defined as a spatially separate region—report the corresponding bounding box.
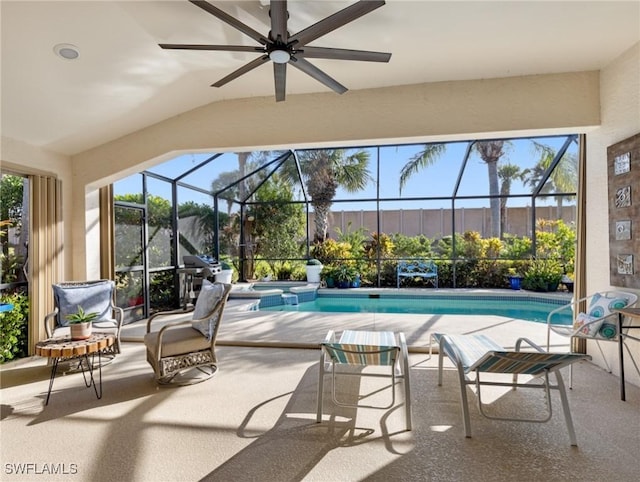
[53,281,114,327]
[588,293,629,319]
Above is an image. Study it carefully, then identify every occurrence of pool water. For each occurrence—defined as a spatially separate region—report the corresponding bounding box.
[261,295,572,324]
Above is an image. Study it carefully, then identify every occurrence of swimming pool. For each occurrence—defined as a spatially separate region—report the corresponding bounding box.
[260,293,573,324]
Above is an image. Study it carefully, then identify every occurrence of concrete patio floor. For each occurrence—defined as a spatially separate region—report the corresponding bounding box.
[2,289,639,481]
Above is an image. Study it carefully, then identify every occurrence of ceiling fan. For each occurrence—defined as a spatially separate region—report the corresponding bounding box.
[159,0,391,102]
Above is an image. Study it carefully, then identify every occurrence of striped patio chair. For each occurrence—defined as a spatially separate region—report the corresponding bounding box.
[317,330,412,431]
[431,332,591,445]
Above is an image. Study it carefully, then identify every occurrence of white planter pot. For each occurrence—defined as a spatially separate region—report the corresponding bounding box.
[305,265,323,283]
[70,322,92,341]
[215,269,233,284]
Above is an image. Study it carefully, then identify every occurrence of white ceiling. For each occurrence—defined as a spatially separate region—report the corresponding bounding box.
[2,1,639,156]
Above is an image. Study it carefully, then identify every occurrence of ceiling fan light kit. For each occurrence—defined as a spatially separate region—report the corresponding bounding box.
[269,49,290,64]
[160,0,391,102]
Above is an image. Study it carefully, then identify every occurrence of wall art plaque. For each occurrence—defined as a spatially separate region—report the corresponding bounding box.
[607,133,640,288]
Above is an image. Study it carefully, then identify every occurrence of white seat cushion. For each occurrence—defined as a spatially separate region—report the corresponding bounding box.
[144,326,210,358]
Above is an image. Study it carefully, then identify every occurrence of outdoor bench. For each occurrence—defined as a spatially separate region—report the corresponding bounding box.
[397,260,438,288]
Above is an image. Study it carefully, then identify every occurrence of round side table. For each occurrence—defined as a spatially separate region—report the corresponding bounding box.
[35,333,115,405]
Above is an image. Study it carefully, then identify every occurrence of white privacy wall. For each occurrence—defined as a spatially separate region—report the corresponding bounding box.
[586,42,640,385]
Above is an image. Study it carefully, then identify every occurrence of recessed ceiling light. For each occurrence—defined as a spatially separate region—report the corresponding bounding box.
[53,43,80,60]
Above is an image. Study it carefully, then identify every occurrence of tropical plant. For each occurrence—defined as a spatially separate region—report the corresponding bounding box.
[502,234,533,259]
[0,174,27,284]
[398,143,447,195]
[0,253,23,283]
[177,201,223,256]
[320,264,340,282]
[334,222,367,260]
[252,175,305,279]
[211,170,243,215]
[0,291,29,363]
[364,232,395,260]
[65,305,99,324]
[295,149,372,242]
[0,175,24,227]
[523,141,578,217]
[334,264,358,284]
[390,233,434,259]
[311,238,353,266]
[522,258,563,292]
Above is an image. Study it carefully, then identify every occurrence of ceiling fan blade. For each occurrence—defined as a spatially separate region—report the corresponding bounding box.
[274,62,286,102]
[189,0,267,45]
[289,0,385,46]
[270,0,288,43]
[160,44,264,53]
[290,57,347,94]
[212,55,270,87]
[299,46,391,63]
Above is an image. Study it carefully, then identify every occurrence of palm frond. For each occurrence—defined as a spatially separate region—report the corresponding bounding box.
[399,143,446,194]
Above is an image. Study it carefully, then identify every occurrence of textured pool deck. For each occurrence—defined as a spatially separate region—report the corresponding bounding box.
[122,288,573,352]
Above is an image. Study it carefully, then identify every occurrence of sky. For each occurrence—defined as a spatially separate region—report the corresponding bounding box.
[113,135,579,212]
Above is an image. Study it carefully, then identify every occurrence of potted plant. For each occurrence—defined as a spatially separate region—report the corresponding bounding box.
[66,305,99,340]
[305,258,323,283]
[561,273,574,293]
[321,264,338,288]
[506,268,523,290]
[522,259,563,292]
[335,265,357,289]
[215,260,234,284]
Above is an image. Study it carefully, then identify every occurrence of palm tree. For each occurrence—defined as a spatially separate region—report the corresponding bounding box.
[498,163,526,236]
[296,149,372,242]
[523,141,578,218]
[475,141,505,238]
[211,170,242,216]
[401,141,505,237]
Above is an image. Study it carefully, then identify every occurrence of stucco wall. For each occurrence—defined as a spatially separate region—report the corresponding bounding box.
[585,42,640,385]
[71,71,600,186]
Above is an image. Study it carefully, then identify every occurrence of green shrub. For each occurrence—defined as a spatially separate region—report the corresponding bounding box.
[522,258,563,291]
[391,233,434,258]
[1,292,29,363]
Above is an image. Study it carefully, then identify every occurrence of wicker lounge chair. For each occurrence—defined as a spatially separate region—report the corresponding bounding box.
[144,281,231,385]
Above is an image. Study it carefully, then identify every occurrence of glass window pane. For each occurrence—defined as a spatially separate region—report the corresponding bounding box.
[149,270,176,314]
[115,270,145,323]
[177,186,215,263]
[147,177,173,268]
[0,174,29,285]
[115,206,144,269]
[539,146,579,195]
